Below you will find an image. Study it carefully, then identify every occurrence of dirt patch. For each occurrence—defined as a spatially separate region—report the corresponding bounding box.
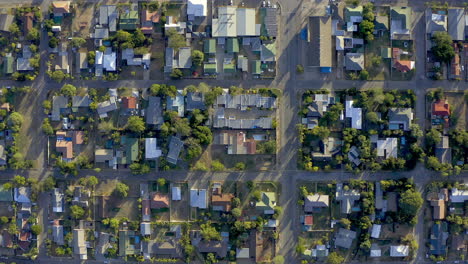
[72,2,95,38]
[446,92,467,130]
[169,182,190,221]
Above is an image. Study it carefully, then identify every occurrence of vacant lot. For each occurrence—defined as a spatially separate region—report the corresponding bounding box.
[365,33,391,80]
[446,92,467,130]
[170,182,190,221]
[72,2,95,38]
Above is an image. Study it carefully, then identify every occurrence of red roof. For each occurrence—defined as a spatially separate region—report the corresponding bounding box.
[393,60,414,73]
[304,215,313,225]
[142,10,160,23]
[150,193,169,209]
[392,48,401,59]
[432,100,450,117]
[122,97,137,109]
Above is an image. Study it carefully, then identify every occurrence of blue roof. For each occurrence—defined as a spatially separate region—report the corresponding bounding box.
[166,92,185,117]
[320,67,332,73]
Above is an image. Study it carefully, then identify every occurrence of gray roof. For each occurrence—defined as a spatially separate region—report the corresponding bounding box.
[94,27,109,39]
[72,96,91,108]
[307,101,324,118]
[176,47,192,69]
[167,136,183,165]
[216,94,277,110]
[17,58,33,71]
[213,109,273,129]
[186,92,206,111]
[426,9,447,35]
[436,136,451,163]
[196,240,228,258]
[262,7,278,37]
[308,16,332,67]
[164,47,175,73]
[143,240,183,258]
[448,9,465,41]
[99,5,117,31]
[0,140,6,166]
[0,14,14,32]
[97,97,118,117]
[52,225,64,245]
[335,228,357,249]
[388,108,412,130]
[345,53,364,71]
[146,96,163,126]
[52,96,69,121]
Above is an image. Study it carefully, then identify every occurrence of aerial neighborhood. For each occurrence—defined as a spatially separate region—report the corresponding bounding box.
[0,0,466,263]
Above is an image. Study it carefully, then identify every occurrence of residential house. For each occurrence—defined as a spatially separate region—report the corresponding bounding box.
[377,138,398,159]
[335,228,357,249]
[348,146,361,166]
[215,131,256,155]
[142,240,183,259]
[429,198,446,220]
[117,136,138,166]
[196,240,228,258]
[14,187,31,205]
[120,9,139,30]
[141,222,151,236]
[145,138,162,160]
[151,193,169,209]
[52,1,71,17]
[72,96,91,110]
[190,189,207,209]
[261,7,278,38]
[388,108,413,131]
[204,39,216,55]
[435,135,451,164]
[312,244,329,257]
[371,224,382,239]
[121,96,138,115]
[236,248,250,259]
[345,99,362,129]
[3,55,14,75]
[141,10,160,34]
[211,183,234,212]
[345,53,364,71]
[93,28,109,40]
[336,183,360,214]
[119,230,138,257]
[450,188,468,203]
[97,97,118,118]
[167,136,183,165]
[370,244,382,257]
[212,7,260,37]
[72,186,90,207]
[448,9,465,40]
[73,229,87,260]
[52,221,64,245]
[146,96,163,127]
[261,42,276,63]
[374,15,389,35]
[0,140,6,166]
[430,222,448,255]
[308,16,332,72]
[390,7,412,40]
[186,92,206,111]
[22,13,34,34]
[95,149,114,165]
[304,194,329,213]
[103,48,116,72]
[52,188,64,213]
[256,192,276,214]
[303,215,313,231]
[52,95,68,121]
[0,14,14,33]
[98,5,118,32]
[393,59,415,73]
[431,99,450,127]
[187,0,207,19]
[166,91,185,117]
[172,187,181,201]
[56,131,73,161]
[426,9,447,38]
[345,6,363,26]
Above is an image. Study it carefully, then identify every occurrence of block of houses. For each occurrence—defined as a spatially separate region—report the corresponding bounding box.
[345,53,364,71]
[216,93,277,110]
[390,7,411,40]
[167,136,183,165]
[73,229,87,260]
[145,138,162,160]
[150,193,169,209]
[430,222,448,256]
[97,97,118,118]
[256,192,276,214]
[141,9,160,34]
[335,228,357,249]
[426,9,447,38]
[52,188,64,213]
[345,99,362,129]
[304,194,329,213]
[435,135,451,164]
[377,138,398,159]
[448,9,465,41]
[215,131,256,155]
[212,7,260,37]
[308,16,332,73]
[213,107,273,129]
[211,183,234,212]
[190,189,207,209]
[336,183,360,214]
[146,96,163,127]
[388,108,413,130]
[166,91,185,117]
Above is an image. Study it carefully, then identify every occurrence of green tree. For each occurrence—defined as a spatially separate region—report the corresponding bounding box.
[42,118,54,135]
[0,216,9,225]
[69,205,85,219]
[327,252,345,264]
[126,116,145,133]
[70,37,86,48]
[170,68,184,79]
[200,222,221,241]
[426,156,442,171]
[60,84,77,97]
[341,218,351,229]
[42,176,56,191]
[114,182,129,197]
[132,29,146,47]
[13,175,26,186]
[193,126,212,145]
[273,256,285,264]
[431,31,455,63]
[211,160,225,171]
[167,28,187,50]
[31,224,42,235]
[363,3,375,21]
[366,112,379,123]
[7,222,17,235]
[115,30,132,43]
[426,128,442,146]
[360,69,370,80]
[157,178,166,187]
[50,70,66,82]
[256,140,276,154]
[399,189,423,219]
[191,50,204,66]
[359,20,375,41]
[231,207,242,218]
[309,126,331,139]
[234,162,246,170]
[9,23,20,35]
[49,37,59,48]
[7,112,24,131]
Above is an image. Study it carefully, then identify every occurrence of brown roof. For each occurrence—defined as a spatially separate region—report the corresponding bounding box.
[197,240,227,258]
[142,199,150,215]
[52,1,71,14]
[22,12,33,33]
[0,103,10,111]
[150,193,169,209]
[142,10,160,23]
[304,215,313,225]
[56,138,73,159]
[393,60,414,72]
[432,100,450,117]
[73,131,84,145]
[19,231,31,242]
[430,199,446,220]
[122,97,137,109]
[212,193,234,212]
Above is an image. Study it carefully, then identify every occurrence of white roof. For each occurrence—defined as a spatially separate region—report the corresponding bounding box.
[14,187,31,203]
[371,249,382,257]
[450,188,468,203]
[390,245,409,257]
[212,7,260,37]
[336,36,344,51]
[187,0,207,17]
[236,248,250,258]
[103,52,116,71]
[172,187,181,201]
[345,100,362,129]
[140,222,151,236]
[145,138,162,159]
[190,189,207,208]
[371,224,381,239]
[377,138,398,158]
[95,51,103,65]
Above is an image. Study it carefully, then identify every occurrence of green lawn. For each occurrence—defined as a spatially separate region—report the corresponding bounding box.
[365,34,391,80]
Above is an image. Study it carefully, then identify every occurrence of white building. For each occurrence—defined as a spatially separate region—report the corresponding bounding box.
[212,7,260,37]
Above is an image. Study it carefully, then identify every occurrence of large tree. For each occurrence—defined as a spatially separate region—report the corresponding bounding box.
[431,31,455,63]
[399,189,423,219]
[126,116,145,133]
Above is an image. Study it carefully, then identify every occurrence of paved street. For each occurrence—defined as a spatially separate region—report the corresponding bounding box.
[0,0,466,263]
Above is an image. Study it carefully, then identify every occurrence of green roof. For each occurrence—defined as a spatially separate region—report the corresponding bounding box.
[251,60,261,74]
[119,136,139,164]
[4,56,13,74]
[226,38,239,53]
[391,7,411,30]
[381,47,391,59]
[204,63,217,73]
[119,11,139,30]
[345,6,363,22]
[256,192,276,211]
[204,39,216,54]
[0,186,12,202]
[223,62,236,73]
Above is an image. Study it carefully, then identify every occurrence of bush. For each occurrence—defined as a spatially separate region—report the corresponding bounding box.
[296,64,304,74]
[211,160,225,171]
